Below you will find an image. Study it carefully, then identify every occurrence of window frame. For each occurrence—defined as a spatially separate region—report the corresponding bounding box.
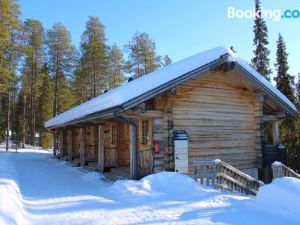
[138,118,152,148]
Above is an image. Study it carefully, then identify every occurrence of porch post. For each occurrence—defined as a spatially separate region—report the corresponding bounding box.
[272,120,280,145]
[129,124,138,180]
[59,130,64,159]
[68,129,73,161]
[53,131,57,157]
[97,124,105,172]
[79,127,86,166]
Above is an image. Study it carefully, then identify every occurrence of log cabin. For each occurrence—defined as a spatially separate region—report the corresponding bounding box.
[45,47,297,181]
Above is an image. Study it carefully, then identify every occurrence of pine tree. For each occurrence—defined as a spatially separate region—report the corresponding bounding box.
[14,84,25,147]
[296,73,300,103]
[73,61,86,104]
[22,19,44,145]
[0,0,21,94]
[294,76,300,172]
[0,0,21,147]
[47,22,76,116]
[274,33,297,169]
[126,32,161,78]
[162,55,172,66]
[251,0,271,80]
[80,16,108,98]
[274,34,295,103]
[107,44,125,89]
[36,64,53,148]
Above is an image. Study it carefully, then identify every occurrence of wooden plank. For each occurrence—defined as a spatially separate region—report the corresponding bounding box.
[123,110,163,118]
[117,123,130,167]
[59,130,64,158]
[97,125,105,172]
[272,120,280,145]
[104,148,116,167]
[79,127,86,166]
[129,124,138,179]
[67,130,72,161]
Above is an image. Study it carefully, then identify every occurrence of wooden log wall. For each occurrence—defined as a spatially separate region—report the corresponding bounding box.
[85,126,97,162]
[154,94,174,170]
[72,128,80,159]
[104,121,116,168]
[171,70,258,174]
[63,131,68,157]
[254,93,264,168]
[116,123,130,167]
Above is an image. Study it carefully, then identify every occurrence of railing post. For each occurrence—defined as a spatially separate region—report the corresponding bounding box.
[272,161,284,179]
[212,160,218,187]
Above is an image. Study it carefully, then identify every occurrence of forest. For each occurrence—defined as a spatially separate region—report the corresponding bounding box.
[0,0,299,170]
[0,0,172,149]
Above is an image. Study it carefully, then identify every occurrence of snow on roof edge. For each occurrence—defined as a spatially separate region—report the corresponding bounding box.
[234,56,297,115]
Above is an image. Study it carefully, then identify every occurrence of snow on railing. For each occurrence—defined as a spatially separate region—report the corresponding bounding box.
[272,161,300,179]
[193,159,264,195]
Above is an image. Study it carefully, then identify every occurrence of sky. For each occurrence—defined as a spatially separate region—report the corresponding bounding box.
[19,0,300,82]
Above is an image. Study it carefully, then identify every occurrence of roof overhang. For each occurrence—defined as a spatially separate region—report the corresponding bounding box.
[235,62,297,118]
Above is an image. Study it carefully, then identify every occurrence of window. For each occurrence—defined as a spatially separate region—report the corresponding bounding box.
[141,120,149,145]
[111,125,116,146]
[139,118,152,147]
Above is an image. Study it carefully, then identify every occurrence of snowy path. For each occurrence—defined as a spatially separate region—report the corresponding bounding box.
[0,149,300,225]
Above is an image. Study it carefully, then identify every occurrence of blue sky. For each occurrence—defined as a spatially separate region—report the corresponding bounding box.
[19,0,300,81]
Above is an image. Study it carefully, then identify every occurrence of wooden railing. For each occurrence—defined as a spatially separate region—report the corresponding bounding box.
[193,160,264,195]
[272,161,300,179]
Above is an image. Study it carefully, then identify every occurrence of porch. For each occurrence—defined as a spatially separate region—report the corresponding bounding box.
[56,118,154,179]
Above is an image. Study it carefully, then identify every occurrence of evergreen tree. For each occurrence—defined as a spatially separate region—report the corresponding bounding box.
[36,64,53,148]
[21,19,44,145]
[126,32,161,78]
[251,0,271,80]
[0,0,21,147]
[73,61,86,104]
[47,22,76,116]
[0,0,21,94]
[274,33,297,169]
[294,76,300,172]
[107,44,125,89]
[162,55,172,66]
[80,16,108,98]
[274,34,295,103]
[296,74,300,102]
[14,84,25,147]
[47,23,76,153]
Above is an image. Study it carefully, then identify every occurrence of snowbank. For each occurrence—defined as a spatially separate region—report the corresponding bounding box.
[1,149,300,225]
[0,179,26,225]
[0,153,27,225]
[110,171,217,200]
[255,177,300,221]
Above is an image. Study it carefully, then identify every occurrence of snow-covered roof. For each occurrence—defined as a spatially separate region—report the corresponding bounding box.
[45,47,297,129]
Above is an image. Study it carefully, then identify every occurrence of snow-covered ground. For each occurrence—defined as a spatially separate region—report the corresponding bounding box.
[0,147,300,225]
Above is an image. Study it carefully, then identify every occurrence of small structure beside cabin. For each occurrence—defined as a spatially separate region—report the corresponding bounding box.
[45,47,297,182]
